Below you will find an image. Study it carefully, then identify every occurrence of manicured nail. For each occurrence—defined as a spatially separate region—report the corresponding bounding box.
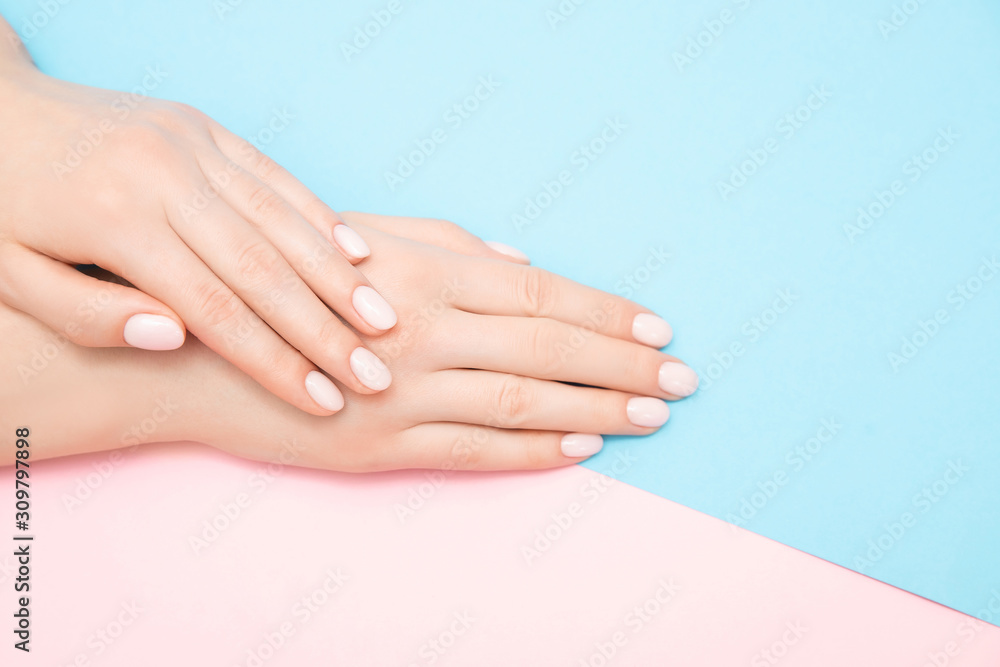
[627,397,670,428]
[123,314,185,351]
[658,362,699,397]
[561,433,603,458]
[632,313,673,348]
[350,347,392,391]
[305,371,344,413]
[333,224,370,260]
[485,241,531,263]
[352,285,397,330]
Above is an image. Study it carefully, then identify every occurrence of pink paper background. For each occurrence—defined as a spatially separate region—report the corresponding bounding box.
[3,441,999,665]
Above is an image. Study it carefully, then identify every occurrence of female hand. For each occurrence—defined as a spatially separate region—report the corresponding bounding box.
[0,24,421,415]
[2,213,697,471]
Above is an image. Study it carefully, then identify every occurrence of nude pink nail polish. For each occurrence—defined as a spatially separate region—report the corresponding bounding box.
[561,433,603,458]
[627,397,670,428]
[305,371,344,413]
[123,314,185,351]
[352,285,397,330]
[485,241,530,263]
[658,362,699,397]
[632,313,673,348]
[350,347,392,391]
[333,224,370,260]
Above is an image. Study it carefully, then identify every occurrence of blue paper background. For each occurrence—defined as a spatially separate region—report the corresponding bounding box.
[4,0,998,620]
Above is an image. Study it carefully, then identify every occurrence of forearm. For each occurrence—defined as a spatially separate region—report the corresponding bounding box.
[0,296,325,465]
[0,302,196,461]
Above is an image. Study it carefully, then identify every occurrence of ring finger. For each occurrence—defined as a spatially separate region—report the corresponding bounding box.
[413,370,670,433]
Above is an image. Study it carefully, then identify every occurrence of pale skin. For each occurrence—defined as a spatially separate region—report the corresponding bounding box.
[1,215,698,471]
[0,14,482,415]
[0,15,699,471]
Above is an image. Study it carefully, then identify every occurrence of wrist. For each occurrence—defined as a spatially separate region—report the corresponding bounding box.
[0,22,32,70]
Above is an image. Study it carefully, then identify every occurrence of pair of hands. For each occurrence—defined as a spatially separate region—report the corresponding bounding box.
[0,45,413,414]
[6,213,697,471]
[0,23,698,469]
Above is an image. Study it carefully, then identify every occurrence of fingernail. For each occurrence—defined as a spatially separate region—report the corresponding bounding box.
[485,241,531,263]
[658,362,699,397]
[350,347,392,391]
[632,313,673,348]
[305,371,344,413]
[627,397,670,428]
[561,433,603,458]
[333,224,370,260]
[123,314,185,351]
[352,285,397,330]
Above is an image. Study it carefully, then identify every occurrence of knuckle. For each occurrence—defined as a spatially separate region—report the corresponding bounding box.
[524,321,561,374]
[245,184,286,224]
[494,375,533,428]
[168,101,203,121]
[430,218,462,238]
[115,124,174,161]
[451,430,486,470]
[140,105,187,134]
[517,266,555,318]
[192,281,246,330]
[232,241,283,291]
[250,149,282,182]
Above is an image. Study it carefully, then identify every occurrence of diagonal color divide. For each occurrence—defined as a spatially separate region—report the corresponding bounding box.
[1,0,997,620]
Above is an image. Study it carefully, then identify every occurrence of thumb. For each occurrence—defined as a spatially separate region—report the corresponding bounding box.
[0,247,185,350]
